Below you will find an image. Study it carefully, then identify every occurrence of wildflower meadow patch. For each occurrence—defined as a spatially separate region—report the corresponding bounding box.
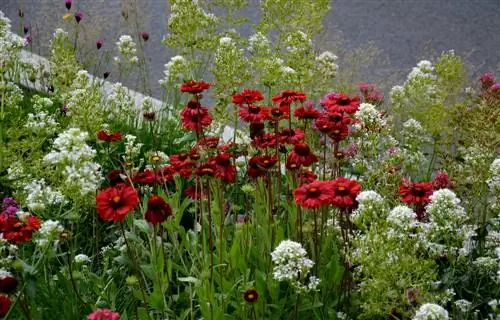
[0,2,499,320]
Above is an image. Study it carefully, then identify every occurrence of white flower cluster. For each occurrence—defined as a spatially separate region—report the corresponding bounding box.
[412,303,449,320]
[116,35,138,64]
[214,34,250,90]
[106,82,135,120]
[351,191,386,227]
[1,81,24,110]
[159,55,188,89]
[248,32,271,55]
[124,134,143,162]
[271,240,320,293]
[402,119,430,147]
[354,103,387,131]
[0,237,17,268]
[168,0,217,30]
[35,219,64,247]
[23,179,65,212]
[44,128,103,196]
[487,158,500,211]
[25,112,58,133]
[454,299,472,313]
[0,11,26,66]
[285,30,312,53]
[316,51,338,78]
[74,254,91,264]
[387,205,417,229]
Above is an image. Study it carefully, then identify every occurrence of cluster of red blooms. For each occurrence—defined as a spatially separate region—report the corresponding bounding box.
[180,81,213,134]
[479,72,500,100]
[358,82,384,105]
[0,270,18,316]
[0,212,41,244]
[87,308,120,320]
[96,130,122,143]
[294,177,361,210]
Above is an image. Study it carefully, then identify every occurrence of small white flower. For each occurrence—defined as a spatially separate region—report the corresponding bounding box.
[413,303,449,320]
[74,254,91,264]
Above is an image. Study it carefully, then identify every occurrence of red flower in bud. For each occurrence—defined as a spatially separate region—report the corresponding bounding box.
[181,111,213,132]
[299,170,317,185]
[143,111,156,121]
[232,89,264,106]
[399,179,434,205]
[329,177,362,209]
[272,90,307,106]
[181,81,210,94]
[184,182,207,200]
[268,107,289,122]
[97,131,122,142]
[480,72,495,90]
[140,32,149,41]
[75,11,84,23]
[108,169,126,186]
[294,180,334,208]
[358,82,374,95]
[239,105,270,123]
[287,143,319,167]
[145,195,172,225]
[96,184,139,222]
[249,122,266,139]
[96,39,104,49]
[65,0,72,10]
[243,289,259,303]
[0,295,12,318]
[278,128,305,145]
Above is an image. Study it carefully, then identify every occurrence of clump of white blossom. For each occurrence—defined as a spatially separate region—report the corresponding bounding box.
[0,11,27,67]
[351,190,386,228]
[0,236,18,269]
[106,82,136,121]
[387,205,418,230]
[44,128,103,196]
[115,35,138,64]
[23,179,65,212]
[35,219,64,247]
[412,303,449,320]
[213,35,250,95]
[74,254,91,264]
[487,158,500,211]
[315,51,339,78]
[354,103,387,132]
[285,31,312,54]
[271,240,320,293]
[248,32,272,55]
[159,55,189,90]
[123,134,144,163]
[24,95,58,134]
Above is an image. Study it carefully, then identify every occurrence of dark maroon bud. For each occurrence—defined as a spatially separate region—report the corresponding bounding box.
[140,32,149,41]
[96,39,103,50]
[65,0,72,10]
[103,72,110,79]
[74,11,83,23]
[23,25,29,34]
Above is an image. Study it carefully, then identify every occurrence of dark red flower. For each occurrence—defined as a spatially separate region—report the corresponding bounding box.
[96,184,140,222]
[140,32,149,41]
[0,213,41,244]
[181,81,210,94]
[328,177,361,209]
[108,169,126,186]
[87,308,120,320]
[239,105,270,123]
[252,133,277,149]
[97,131,122,142]
[181,100,205,116]
[0,274,18,295]
[278,128,305,145]
[399,179,434,205]
[433,171,454,190]
[287,143,319,167]
[327,124,349,141]
[294,180,334,209]
[0,295,12,318]
[232,89,264,106]
[143,111,156,121]
[480,72,495,90]
[145,195,172,225]
[96,39,104,50]
[358,82,374,95]
[210,153,236,183]
[272,90,307,106]
[196,163,216,178]
[321,92,360,114]
[249,122,266,139]
[294,103,321,119]
[132,169,156,185]
[181,111,213,132]
[248,155,277,178]
[243,289,259,303]
[268,107,289,122]
[184,183,207,200]
[366,91,384,104]
[75,11,83,23]
[65,0,72,10]
[198,137,220,149]
[156,166,176,183]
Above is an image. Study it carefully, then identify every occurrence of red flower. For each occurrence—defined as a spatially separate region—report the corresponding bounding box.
[232,89,264,106]
[210,153,236,183]
[294,103,321,119]
[198,137,220,149]
[196,163,217,178]
[294,180,334,209]
[184,184,206,200]
[181,81,210,94]
[96,184,140,222]
[249,122,266,139]
[321,92,360,114]
[287,143,319,167]
[181,111,213,132]
[180,100,208,117]
[108,169,126,186]
[0,213,41,244]
[252,133,277,149]
[272,90,307,106]
[87,308,121,320]
[299,170,317,185]
[0,295,12,318]
[97,131,122,142]
[328,124,349,141]
[132,169,156,185]
[239,105,270,123]
[247,155,277,178]
[145,195,172,225]
[0,275,18,295]
[278,128,305,145]
[243,289,259,303]
[433,171,453,190]
[399,179,434,205]
[268,107,289,122]
[329,177,361,209]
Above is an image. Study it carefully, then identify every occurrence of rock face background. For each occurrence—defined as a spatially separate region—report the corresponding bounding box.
[2,0,499,97]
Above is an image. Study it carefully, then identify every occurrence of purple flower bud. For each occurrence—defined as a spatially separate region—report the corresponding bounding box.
[2,198,18,209]
[140,32,149,41]
[65,0,72,10]
[23,25,29,35]
[96,39,103,49]
[75,11,83,23]
[480,72,494,89]
[25,35,32,44]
